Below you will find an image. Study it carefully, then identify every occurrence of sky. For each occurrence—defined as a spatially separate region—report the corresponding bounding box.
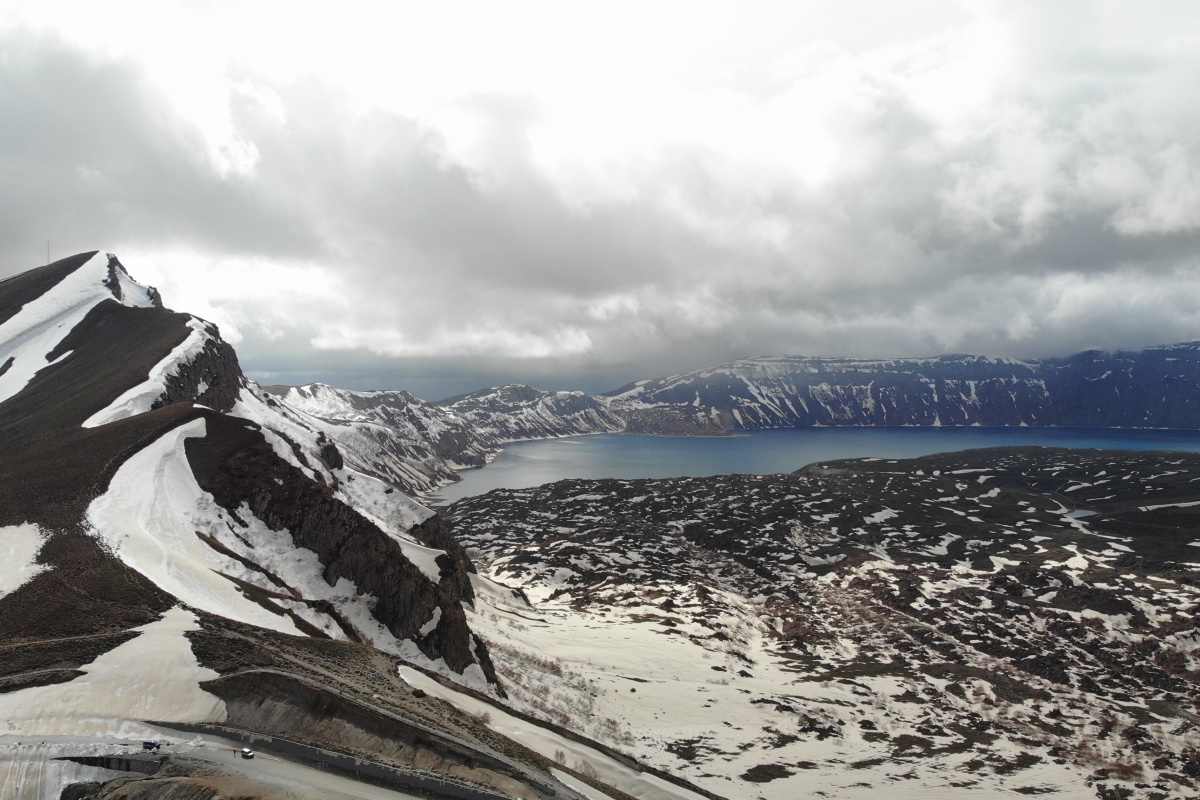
[2,1,1200,400]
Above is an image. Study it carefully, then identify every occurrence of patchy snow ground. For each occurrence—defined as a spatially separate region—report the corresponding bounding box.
[463,580,1097,800]
[399,664,706,800]
[0,523,47,599]
[0,607,224,739]
[444,456,1200,799]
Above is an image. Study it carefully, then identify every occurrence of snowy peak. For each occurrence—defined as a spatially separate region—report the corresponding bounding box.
[0,252,160,407]
[265,382,445,430]
[0,252,244,429]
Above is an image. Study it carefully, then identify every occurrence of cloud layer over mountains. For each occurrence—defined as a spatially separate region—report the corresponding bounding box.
[3,2,1200,398]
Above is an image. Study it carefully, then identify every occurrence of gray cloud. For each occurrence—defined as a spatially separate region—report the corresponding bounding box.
[3,15,1200,400]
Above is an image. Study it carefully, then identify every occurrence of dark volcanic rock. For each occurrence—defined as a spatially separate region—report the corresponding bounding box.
[153,324,243,413]
[186,414,483,674]
[409,511,477,601]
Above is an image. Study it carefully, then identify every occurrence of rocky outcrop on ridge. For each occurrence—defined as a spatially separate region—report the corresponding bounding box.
[186,413,486,677]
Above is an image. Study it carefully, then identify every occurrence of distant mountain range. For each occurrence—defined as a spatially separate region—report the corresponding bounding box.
[605,348,1200,430]
[265,344,1200,494]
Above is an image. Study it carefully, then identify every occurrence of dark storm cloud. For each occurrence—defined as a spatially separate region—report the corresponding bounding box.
[3,25,1200,398]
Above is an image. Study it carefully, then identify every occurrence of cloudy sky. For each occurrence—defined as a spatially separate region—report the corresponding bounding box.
[3,1,1200,399]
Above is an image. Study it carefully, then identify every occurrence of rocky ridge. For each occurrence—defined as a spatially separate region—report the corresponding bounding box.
[0,253,635,800]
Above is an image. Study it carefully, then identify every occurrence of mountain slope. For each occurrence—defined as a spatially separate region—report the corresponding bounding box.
[264,382,631,494]
[260,382,494,492]
[0,253,635,800]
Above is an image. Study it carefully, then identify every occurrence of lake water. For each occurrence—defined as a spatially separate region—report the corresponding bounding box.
[424,427,1200,505]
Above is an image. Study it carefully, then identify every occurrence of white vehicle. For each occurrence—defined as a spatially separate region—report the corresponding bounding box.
[240,747,255,759]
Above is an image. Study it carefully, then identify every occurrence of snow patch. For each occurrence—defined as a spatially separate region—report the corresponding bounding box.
[864,508,898,524]
[1139,499,1200,512]
[0,523,47,599]
[0,607,224,738]
[419,606,442,637]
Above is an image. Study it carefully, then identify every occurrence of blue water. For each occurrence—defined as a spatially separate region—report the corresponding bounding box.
[424,427,1200,505]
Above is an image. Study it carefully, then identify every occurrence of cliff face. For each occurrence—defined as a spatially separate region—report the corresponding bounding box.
[153,326,243,414]
[440,384,627,441]
[605,345,1200,431]
[1046,344,1200,428]
[185,414,487,676]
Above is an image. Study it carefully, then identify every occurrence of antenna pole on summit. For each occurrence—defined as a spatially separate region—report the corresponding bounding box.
[46,240,49,264]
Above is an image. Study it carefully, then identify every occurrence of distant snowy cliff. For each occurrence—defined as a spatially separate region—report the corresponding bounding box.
[605,348,1200,431]
[262,382,629,493]
[269,346,1200,495]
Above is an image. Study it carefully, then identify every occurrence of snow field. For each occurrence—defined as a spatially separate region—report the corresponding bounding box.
[0,607,225,740]
[0,523,47,599]
[0,742,129,800]
[85,418,304,635]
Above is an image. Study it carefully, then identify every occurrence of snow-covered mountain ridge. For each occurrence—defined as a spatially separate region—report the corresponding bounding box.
[261,382,632,494]
[0,253,637,800]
